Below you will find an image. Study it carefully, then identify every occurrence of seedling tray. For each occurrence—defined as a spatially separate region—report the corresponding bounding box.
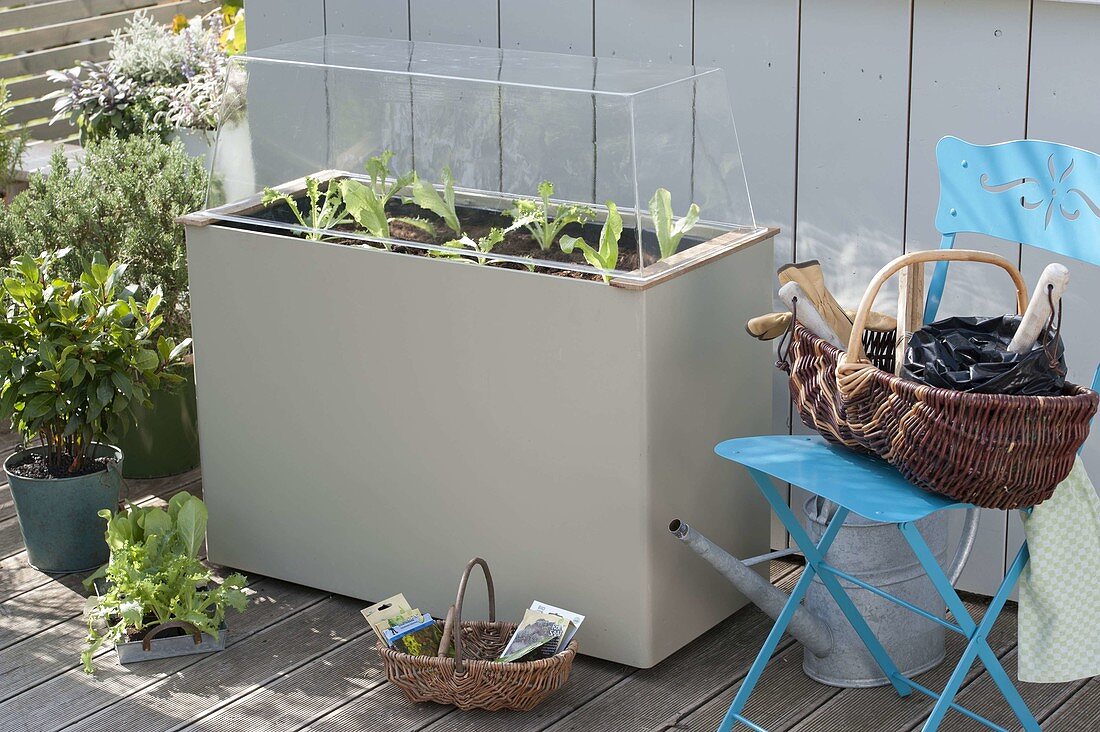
[114,620,228,665]
[93,582,229,665]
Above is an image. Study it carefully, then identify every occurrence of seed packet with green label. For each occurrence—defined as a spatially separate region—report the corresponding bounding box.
[382,613,443,656]
[362,594,418,642]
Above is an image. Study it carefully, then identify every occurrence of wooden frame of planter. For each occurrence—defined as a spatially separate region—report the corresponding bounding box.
[181,172,778,668]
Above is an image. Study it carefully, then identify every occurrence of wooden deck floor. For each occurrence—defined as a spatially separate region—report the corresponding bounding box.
[1,438,1097,731]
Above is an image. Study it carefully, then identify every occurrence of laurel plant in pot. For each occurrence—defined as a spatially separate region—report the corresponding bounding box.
[0,135,207,478]
[0,249,191,572]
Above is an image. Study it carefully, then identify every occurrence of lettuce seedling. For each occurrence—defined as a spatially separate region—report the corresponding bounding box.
[508,180,595,251]
[437,210,538,265]
[649,187,700,259]
[339,152,435,247]
[408,167,462,236]
[261,177,351,241]
[560,202,623,283]
[81,492,248,673]
[439,228,505,265]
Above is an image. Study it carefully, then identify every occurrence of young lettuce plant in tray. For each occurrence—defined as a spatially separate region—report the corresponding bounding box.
[407,166,463,237]
[649,187,700,259]
[82,492,248,672]
[436,209,540,266]
[339,152,436,247]
[262,177,352,241]
[560,202,624,283]
[508,180,595,252]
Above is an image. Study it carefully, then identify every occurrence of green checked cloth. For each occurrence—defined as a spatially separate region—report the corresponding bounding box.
[1018,457,1100,683]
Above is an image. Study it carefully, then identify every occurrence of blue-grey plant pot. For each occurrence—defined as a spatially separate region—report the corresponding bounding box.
[4,444,122,574]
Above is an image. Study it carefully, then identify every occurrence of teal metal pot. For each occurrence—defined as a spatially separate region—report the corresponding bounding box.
[119,364,200,478]
[4,444,122,573]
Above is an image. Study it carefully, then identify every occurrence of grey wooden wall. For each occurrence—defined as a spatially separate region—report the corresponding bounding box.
[248,0,1100,596]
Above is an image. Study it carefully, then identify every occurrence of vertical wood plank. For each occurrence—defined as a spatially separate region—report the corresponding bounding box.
[795,0,912,313]
[1024,0,1100,495]
[326,0,409,39]
[1019,0,1100,589]
[694,0,800,548]
[247,0,325,49]
[793,0,912,553]
[905,0,1032,596]
[906,0,1029,315]
[593,0,694,249]
[500,0,593,54]
[406,1,500,190]
[593,0,692,64]
[498,0,596,202]
[409,0,499,46]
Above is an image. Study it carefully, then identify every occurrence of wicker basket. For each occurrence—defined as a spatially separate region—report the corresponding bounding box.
[783,249,1098,509]
[377,557,577,712]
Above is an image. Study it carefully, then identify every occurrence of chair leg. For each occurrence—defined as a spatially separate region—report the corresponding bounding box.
[718,473,852,732]
[748,468,911,699]
[898,522,1040,732]
[718,558,820,732]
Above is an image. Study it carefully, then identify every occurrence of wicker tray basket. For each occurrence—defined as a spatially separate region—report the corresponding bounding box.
[377,557,577,712]
[783,248,1098,509]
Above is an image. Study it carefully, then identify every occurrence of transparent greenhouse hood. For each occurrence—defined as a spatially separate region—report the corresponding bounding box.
[204,35,764,285]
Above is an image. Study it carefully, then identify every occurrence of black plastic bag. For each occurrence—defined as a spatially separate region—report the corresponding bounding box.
[901,315,1067,396]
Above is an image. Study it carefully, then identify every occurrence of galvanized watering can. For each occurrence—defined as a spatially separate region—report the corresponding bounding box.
[670,503,978,687]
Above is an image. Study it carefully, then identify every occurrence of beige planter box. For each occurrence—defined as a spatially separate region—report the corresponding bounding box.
[183,195,776,667]
[187,34,777,667]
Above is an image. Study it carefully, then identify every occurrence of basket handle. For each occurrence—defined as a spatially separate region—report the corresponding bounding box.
[445,557,496,676]
[141,620,203,651]
[841,249,1028,366]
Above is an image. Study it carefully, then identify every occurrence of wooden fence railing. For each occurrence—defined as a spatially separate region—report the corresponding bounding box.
[0,0,206,140]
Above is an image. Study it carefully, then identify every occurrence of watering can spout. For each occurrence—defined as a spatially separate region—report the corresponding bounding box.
[669,519,833,658]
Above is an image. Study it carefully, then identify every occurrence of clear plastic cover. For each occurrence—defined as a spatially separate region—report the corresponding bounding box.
[205,35,762,285]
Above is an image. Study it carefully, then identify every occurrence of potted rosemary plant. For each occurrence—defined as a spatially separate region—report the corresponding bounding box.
[0,249,191,572]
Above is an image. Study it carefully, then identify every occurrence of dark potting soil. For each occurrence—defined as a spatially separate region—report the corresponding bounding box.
[7,452,112,479]
[243,190,704,281]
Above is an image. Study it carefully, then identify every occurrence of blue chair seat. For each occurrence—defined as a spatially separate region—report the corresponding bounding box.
[715,435,973,523]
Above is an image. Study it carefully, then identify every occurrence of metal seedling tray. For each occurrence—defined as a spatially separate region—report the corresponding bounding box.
[93,582,228,664]
[114,620,228,664]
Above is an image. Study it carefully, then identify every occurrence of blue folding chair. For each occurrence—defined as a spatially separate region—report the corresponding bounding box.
[717,136,1100,732]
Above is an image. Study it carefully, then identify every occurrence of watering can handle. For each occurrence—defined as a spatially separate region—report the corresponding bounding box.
[947,507,980,586]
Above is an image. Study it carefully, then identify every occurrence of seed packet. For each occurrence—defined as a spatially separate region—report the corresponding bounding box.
[361,594,419,642]
[530,601,584,651]
[382,613,443,656]
[497,609,572,663]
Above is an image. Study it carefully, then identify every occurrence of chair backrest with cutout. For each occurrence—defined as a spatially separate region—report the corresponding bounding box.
[926,136,1100,394]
